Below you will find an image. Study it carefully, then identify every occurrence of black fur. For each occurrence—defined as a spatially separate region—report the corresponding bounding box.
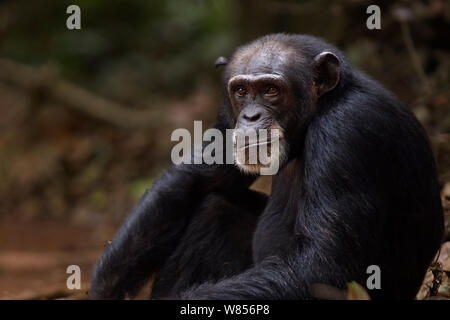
[91,34,444,300]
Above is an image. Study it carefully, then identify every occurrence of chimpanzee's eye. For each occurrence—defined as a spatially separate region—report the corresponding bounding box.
[265,85,279,96]
[235,86,248,96]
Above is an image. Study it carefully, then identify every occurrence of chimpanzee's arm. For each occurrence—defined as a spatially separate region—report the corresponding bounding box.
[177,201,377,300]
[178,190,381,300]
[90,150,255,300]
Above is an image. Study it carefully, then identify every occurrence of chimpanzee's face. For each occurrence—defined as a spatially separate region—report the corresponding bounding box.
[225,42,300,174]
[224,40,340,175]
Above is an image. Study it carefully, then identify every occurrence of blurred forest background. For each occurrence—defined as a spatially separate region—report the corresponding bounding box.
[0,0,449,299]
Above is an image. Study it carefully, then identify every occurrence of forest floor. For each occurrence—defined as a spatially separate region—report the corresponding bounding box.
[0,213,449,300]
[0,217,113,299]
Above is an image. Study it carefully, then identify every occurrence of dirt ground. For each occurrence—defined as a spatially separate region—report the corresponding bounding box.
[0,217,115,299]
[0,179,449,300]
[0,215,449,300]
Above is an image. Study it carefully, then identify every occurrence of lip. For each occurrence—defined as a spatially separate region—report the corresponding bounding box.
[235,137,281,150]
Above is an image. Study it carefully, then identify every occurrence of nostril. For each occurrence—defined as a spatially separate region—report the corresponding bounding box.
[243,112,262,122]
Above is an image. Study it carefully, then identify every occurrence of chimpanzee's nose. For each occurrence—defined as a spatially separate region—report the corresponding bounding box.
[242,110,262,122]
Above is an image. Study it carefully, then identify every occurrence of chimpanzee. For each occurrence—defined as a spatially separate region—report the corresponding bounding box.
[91,34,444,300]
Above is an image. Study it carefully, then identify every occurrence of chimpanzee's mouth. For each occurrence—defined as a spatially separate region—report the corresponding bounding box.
[236,137,281,151]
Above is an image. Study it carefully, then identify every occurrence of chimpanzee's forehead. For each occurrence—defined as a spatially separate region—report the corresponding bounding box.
[228,40,298,77]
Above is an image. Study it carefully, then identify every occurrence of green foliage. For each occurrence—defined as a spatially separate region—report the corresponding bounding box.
[129,177,155,201]
[0,0,238,98]
[346,281,371,300]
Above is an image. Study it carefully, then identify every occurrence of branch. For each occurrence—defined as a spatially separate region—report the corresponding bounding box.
[400,20,432,95]
[0,58,166,129]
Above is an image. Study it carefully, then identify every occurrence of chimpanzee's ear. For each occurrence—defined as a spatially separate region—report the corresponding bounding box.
[312,52,340,97]
[215,56,228,69]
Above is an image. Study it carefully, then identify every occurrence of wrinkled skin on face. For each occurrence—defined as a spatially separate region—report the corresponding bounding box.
[223,38,340,174]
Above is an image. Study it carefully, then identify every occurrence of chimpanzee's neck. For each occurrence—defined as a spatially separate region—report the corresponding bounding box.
[269,157,304,217]
[273,158,303,189]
